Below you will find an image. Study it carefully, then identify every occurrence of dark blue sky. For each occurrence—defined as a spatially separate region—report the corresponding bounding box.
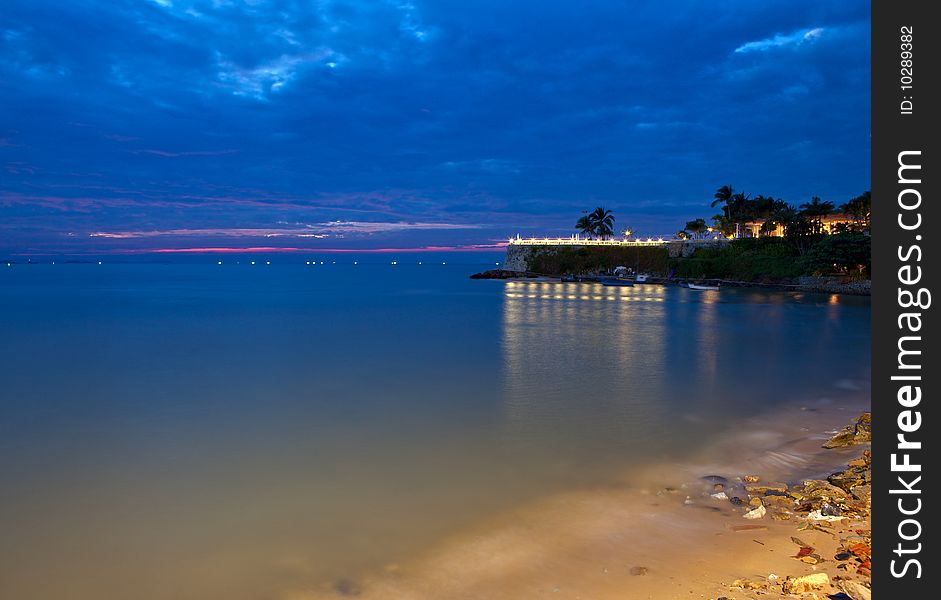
[1,0,870,256]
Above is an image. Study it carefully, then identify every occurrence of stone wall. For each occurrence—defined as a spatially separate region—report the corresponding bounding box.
[666,239,729,258]
[503,244,533,271]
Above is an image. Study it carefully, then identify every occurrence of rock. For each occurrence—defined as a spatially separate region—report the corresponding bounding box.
[729,496,745,506]
[828,470,867,493]
[333,578,362,597]
[469,269,537,279]
[702,475,729,485]
[781,573,830,594]
[710,491,729,500]
[743,504,766,519]
[823,413,871,448]
[851,484,872,504]
[629,566,649,576]
[763,495,797,509]
[743,475,760,483]
[745,482,788,495]
[731,579,768,590]
[839,580,872,600]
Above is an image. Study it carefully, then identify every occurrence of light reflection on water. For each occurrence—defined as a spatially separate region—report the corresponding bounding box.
[0,264,870,599]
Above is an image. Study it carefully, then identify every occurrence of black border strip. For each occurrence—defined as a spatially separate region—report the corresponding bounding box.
[873,0,938,594]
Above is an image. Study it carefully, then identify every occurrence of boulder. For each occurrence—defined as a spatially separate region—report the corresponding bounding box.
[781,573,830,594]
[823,413,871,448]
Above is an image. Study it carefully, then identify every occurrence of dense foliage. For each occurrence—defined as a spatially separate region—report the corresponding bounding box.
[671,238,803,280]
[799,233,871,277]
[671,234,870,281]
[527,246,670,275]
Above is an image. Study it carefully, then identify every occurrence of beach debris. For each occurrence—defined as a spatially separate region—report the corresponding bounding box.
[832,539,873,576]
[729,496,745,506]
[790,536,814,551]
[743,475,760,483]
[710,491,728,500]
[629,566,649,576]
[806,509,845,522]
[781,573,830,594]
[730,524,767,532]
[743,503,766,519]
[789,537,823,564]
[822,412,871,448]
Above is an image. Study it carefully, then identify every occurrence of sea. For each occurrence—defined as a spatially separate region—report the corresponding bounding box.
[0,253,871,599]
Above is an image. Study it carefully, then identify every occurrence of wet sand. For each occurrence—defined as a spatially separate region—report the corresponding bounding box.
[282,391,871,600]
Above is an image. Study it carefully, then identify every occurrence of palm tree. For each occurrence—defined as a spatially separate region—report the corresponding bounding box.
[684,218,708,239]
[799,196,836,235]
[575,215,594,238]
[711,185,734,211]
[841,191,871,230]
[588,207,615,239]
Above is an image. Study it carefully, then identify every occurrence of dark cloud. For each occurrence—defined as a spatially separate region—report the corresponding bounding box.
[1,0,870,254]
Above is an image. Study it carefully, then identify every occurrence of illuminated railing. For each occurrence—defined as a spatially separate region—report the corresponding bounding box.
[507,235,669,246]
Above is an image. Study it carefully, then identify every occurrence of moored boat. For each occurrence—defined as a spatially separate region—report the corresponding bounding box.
[599,277,635,287]
[686,282,719,291]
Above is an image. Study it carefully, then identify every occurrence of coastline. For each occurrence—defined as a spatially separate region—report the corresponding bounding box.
[471,270,872,296]
[284,387,871,599]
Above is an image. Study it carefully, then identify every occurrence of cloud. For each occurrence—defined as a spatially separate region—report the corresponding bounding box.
[89,228,329,239]
[86,221,481,241]
[129,148,240,157]
[0,1,870,255]
[311,221,483,234]
[734,27,824,53]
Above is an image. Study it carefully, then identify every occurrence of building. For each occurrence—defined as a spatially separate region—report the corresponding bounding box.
[740,213,860,238]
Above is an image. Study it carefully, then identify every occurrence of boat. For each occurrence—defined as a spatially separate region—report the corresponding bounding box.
[599,277,634,287]
[635,274,649,283]
[686,282,719,291]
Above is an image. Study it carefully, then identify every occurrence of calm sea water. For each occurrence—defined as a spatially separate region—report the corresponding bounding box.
[0,255,871,599]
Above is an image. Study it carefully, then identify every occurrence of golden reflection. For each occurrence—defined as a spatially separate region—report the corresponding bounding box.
[500,281,668,458]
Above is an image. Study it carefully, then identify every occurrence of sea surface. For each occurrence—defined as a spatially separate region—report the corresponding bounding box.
[0,254,871,600]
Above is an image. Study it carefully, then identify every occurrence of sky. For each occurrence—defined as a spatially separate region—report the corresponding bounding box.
[1,0,870,256]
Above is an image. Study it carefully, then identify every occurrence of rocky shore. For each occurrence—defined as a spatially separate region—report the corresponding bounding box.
[712,413,872,600]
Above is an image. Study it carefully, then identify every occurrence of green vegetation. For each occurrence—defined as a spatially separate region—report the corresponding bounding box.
[528,246,670,276]
[800,232,871,277]
[546,187,871,282]
[672,238,804,281]
[573,207,616,239]
[680,185,871,240]
[671,233,871,281]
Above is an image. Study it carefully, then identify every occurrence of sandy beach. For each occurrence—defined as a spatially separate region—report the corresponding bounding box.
[282,391,871,600]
